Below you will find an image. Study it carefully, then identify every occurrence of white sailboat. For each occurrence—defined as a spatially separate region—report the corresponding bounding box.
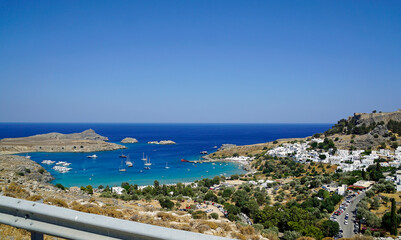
[125,155,133,167]
[144,157,152,166]
[165,161,170,169]
[25,153,31,159]
[141,152,147,161]
[119,159,126,172]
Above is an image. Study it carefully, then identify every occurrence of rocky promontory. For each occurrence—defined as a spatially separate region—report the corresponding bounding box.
[147,140,176,145]
[0,155,54,183]
[121,137,138,143]
[0,129,125,154]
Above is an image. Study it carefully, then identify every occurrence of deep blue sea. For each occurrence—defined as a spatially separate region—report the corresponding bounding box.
[0,123,332,187]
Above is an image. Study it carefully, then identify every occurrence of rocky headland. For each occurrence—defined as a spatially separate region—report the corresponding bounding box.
[121,137,138,143]
[0,129,125,154]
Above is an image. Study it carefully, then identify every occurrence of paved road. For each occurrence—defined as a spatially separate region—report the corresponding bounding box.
[336,192,365,238]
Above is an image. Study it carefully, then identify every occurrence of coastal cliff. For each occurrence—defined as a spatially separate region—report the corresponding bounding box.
[0,129,125,154]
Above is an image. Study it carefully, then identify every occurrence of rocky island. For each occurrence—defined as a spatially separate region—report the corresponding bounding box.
[120,137,138,143]
[0,129,125,154]
[147,140,176,145]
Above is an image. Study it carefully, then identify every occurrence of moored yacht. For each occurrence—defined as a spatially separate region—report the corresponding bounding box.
[119,150,127,158]
[125,155,133,167]
[144,157,152,166]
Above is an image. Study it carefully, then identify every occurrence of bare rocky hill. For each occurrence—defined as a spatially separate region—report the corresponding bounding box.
[0,129,125,154]
[351,110,401,126]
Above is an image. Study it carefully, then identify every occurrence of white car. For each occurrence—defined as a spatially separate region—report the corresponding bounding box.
[344,220,348,225]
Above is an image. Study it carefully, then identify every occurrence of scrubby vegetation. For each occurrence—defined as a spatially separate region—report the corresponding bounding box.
[325,119,378,136]
[387,120,401,135]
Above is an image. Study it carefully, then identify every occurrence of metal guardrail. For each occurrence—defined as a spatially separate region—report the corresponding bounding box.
[0,195,231,240]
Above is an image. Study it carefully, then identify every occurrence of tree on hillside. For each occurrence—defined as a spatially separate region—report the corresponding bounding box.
[390,198,398,235]
[320,220,339,237]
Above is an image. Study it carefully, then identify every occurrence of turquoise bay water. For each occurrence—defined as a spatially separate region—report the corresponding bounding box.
[0,123,332,187]
[24,146,246,187]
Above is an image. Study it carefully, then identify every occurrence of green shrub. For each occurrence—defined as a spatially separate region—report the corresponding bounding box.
[55,183,65,190]
[159,197,174,210]
[192,210,207,220]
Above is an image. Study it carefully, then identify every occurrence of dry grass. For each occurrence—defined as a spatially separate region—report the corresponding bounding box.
[250,235,260,240]
[196,224,211,233]
[44,197,68,208]
[218,222,232,232]
[27,194,43,202]
[371,192,401,217]
[238,224,255,235]
[170,223,193,232]
[350,235,374,240]
[71,201,123,218]
[156,212,177,222]
[200,220,218,230]
[296,237,315,240]
[231,232,246,240]
[3,182,30,199]
[0,224,30,240]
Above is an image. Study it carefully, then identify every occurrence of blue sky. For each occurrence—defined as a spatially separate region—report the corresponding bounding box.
[0,1,400,123]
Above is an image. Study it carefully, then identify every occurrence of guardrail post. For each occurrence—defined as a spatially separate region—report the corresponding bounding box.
[30,231,43,240]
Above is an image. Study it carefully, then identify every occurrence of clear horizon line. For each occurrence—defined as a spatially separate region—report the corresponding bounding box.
[0,121,334,125]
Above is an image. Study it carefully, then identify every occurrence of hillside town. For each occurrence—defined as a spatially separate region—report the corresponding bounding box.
[266,139,401,190]
[266,139,401,171]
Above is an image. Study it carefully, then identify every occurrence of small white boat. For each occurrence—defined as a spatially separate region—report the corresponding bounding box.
[144,167,150,170]
[87,154,98,158]
[141,152,147,161]
[126,155,133,167]
[25,154,31,159]
[213,146,218,149]
[55,161,71,167]
[41,160,55,165]
[52,166,72,173]
[165,162,170,169]
[119,159,126,172]
[144,157,152,166]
